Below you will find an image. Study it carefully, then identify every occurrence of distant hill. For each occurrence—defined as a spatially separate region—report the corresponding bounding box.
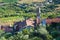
[0,0,2,2]
[18,0,45,3]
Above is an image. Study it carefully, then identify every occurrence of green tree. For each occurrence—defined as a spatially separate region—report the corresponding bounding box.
[2,0,18,3]
[53,0,60,4]
[2,0,18,8]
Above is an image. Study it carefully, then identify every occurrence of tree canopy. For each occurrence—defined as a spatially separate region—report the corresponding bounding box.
[2,0,18,3]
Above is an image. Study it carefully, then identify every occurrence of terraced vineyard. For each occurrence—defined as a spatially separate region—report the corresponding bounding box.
[0,0,60,40]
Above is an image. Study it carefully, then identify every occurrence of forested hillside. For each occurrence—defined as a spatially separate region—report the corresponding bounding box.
[0,0,60,40]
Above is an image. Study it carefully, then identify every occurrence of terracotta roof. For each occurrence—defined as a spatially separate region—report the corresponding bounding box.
[46,18,60,24]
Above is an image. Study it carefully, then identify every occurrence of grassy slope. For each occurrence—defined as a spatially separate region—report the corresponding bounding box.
[18,0,45,3]
[0,13,36,26]
[0,0,60,26]
[0,0,2,2]
[0,12,60,26]
[0,16,24,26]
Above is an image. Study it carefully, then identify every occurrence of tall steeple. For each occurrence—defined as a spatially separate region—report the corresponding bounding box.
[34,3,42,26]
[34,2,45,26]
[36,6,41,17]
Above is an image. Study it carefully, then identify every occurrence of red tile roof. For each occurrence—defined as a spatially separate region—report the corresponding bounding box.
[46,18,60,24]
